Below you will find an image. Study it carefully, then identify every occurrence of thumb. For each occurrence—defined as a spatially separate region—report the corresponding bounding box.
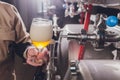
[27,47,39,57]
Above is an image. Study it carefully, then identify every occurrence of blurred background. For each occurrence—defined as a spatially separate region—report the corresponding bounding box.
[1,0,120,80]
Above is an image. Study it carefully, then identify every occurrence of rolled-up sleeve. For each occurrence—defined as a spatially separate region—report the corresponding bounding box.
[11,5,32,59]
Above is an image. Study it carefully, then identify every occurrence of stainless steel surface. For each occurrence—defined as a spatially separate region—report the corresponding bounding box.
[79,60,120,80]
[63,24,94,33]
[61,24,94,61]
[57,24,114,79]
[106,25,120,49]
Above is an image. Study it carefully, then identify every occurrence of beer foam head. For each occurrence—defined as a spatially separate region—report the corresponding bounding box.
[30,18,53,42]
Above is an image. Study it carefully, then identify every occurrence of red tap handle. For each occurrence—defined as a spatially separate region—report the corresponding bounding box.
[78,4,93,60]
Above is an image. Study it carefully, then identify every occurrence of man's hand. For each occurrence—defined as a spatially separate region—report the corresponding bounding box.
[26,47,49,66]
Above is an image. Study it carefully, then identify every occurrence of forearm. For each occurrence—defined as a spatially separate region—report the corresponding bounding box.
[15,42,31,59]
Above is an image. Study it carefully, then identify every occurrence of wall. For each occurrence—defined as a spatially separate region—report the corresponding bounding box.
[15,0,37,31]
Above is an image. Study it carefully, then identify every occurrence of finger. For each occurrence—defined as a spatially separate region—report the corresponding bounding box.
[37,52,44,59]
[37,47,48,58]
[27,47,39,57]
[38,49,49,63]
[26,58,43,67]
[41,47,48,54]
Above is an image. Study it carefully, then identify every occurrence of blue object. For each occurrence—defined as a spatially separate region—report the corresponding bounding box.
[63,4,67,9]
[106,16,118,27]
